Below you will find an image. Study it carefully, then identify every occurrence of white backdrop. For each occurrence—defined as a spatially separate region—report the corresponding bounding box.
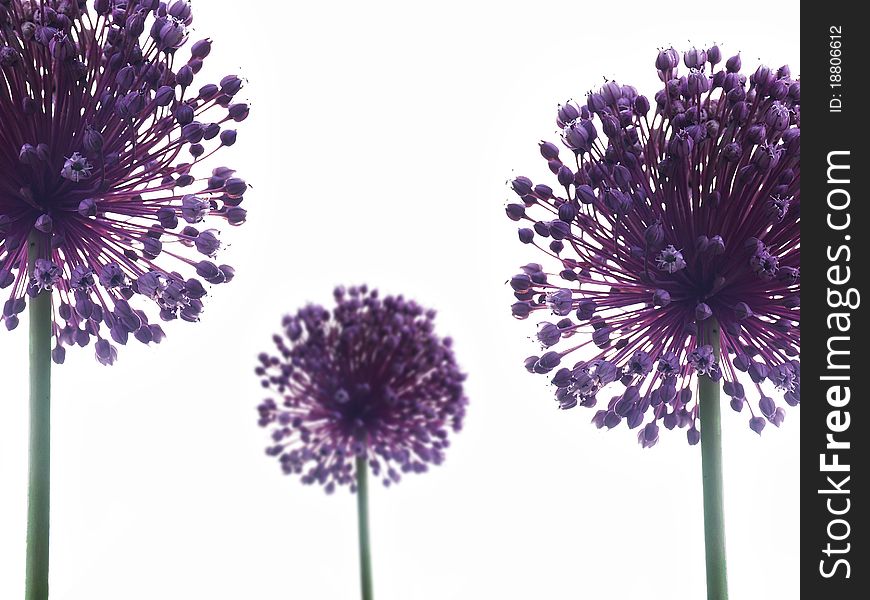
[1,1,800,598]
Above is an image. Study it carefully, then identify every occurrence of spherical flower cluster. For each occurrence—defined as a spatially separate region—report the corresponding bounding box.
[0,0,250,364]
[255,286,468,493]
[506,45,799,446]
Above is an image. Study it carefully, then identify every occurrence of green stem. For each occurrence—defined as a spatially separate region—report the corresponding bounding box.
[26,234,52,600]
[699,319,727,600]
[355,455,374,600]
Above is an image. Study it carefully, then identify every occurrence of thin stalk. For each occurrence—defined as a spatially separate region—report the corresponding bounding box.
[26,233,52,600]
[699,318,727,600]
[355,455,374,600]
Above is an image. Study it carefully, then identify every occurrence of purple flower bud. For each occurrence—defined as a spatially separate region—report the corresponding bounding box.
[537,322,561,348]
[556,103,580,128]
[604,189,630,214]
[638,222,663,249]
[181,195,210,223]
[656,48,678,71]
[505,204,525,221]
[220,75,243,96]
[78,198,97,217]
[83,127,104,156]
[195,260,224,284]
[228,103,250,121]
[562,123,590,153]
[585,92,605,113]
[194,230,221,256]
[534,184,553,200]
[546,288,573,316]
[592,326,611,348]
[0,269,13,289]
[156,207,179,229]
[726,53,742,73]
[511,302,531,319]
[175,103,194,125]
[182,122,205,143]
[634,95,650,115]
[218,265,235,284]
[518,228,534,244]
[721,142,741,162]
[749,416,766,435]
[539,141,560,160]
[225,206,247,226]
[99,263,128,289]
[683,47,706,69]
[686,70,710,95]
[168,0,193,22]
[198,83,219,100]
[115,65,136,91]
[224,177,247,198]
[176,64,195,87]
[707,45,721,65]
[558,203,577,223]
[758,395,776,420]
[648,289,670,308]
[536,351,562,373]
[600,81,621,105]
[139,236,162,258]
[640,422,659,448]
[185,278,207,299]
[668,130,693,157]
[158,20,186,51]
[219,129,237,146]
[191,38,212,59]
[600,114,620,138]
[764,102,791,131]
[95,338,117,365]
[557,165,574,187]
[752,64,774,92]
[19,143,38,165]
[575,184,596,205]
[49,31,75,61]
[782,128,800,156]
[511,176,533,197]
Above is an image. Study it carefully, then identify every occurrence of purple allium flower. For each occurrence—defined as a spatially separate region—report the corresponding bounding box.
[255,286,468,494]
[506,45,799,445]
[0,1,249,363]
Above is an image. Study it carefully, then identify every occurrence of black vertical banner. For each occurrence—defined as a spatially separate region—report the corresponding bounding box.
[802,4,867,598]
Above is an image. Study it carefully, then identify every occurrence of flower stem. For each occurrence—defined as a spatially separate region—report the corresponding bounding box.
[26,234,52,600]
[699,318,727,600]
[355,455,374,600]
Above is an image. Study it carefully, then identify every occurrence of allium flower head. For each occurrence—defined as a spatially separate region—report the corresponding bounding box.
[506,45,799,445]
[0,0,250,364]
[255,286,468,494]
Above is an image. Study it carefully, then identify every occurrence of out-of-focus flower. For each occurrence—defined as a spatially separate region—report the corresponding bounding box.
[0,0,250,364]
[255,286,468,494]
[506,45,799,445]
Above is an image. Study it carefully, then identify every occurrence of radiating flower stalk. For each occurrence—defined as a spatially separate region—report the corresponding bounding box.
[256,286,468,599]
[1,1,249,597]
[506,45,799,599]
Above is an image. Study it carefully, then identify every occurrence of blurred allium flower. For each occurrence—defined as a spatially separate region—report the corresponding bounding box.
[506,46,799,445]
[255,286,468,494]
[0,0,249,364]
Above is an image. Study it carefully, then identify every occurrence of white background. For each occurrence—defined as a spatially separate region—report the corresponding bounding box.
[1,1,800,598]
